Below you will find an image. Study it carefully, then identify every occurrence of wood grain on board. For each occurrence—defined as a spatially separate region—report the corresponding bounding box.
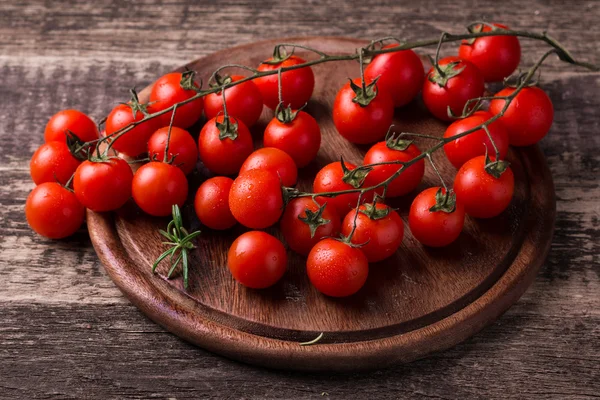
[0,0,598,397]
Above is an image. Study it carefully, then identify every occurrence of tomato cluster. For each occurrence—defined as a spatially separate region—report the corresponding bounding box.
[26,24,557,298]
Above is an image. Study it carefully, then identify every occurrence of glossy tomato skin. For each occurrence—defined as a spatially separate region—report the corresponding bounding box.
[203,75,263,127]
[363,141,425,197]
[443,111,510,169]
[44,109,99,144]
[263,111,321,168]
[30,141,81,185]
[255,55,315,110]
[307,239,369,297]
[459,23,521,82]
[364,45,425,107]
[105,104,160,157]
[341,203,404,262]
[280,198,341,256]
[422,57,485,121]
[132,162,188,217]
[229,169,284,229]
[198,116,254,175]
[148,72,204,129]
[194,176,236,230]
[409,187,465,247]
[147,126,198,175]
[239,147,298,187]
[227,231,287,289]
[25,182,85,239]
[333,78,394,144]
[454,155,515,218]
[313,161,373,217]
[73,158,133,212]
[489,87,554,146]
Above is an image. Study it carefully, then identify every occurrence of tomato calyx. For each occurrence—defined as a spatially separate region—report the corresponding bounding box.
[120,88,150,119]
[216,116,239,140]
[349,77,380,107]
[275,103,305,124]
[427,58,466,88]
[298,203,331,238]
[180,69,201,92]
[429,188,457,213]
[210,73,233,89]
[503,70,539,89]
[65,129,91,161]
[359,202,392,220]
[340,156,371,188]
[263,45,293,65]
[484,153,511,179]
[385,129,413,151]
[463,22,500,45]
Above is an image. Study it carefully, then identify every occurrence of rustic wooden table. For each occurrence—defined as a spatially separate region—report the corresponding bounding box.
[1,1,598,398]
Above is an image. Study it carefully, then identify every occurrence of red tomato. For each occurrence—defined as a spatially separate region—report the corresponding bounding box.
[313,161,372,217]
[263,111,321,168]
[422,56,485,121]
[132,162,188,217]
[148,72,204,129]
[203,75,263,127]
[408,187,465,247]
[228,231,287,289]
[105,103,159,157]
[229,169,284,229]
[443,111,510,169]
[363,141,425,197]
[198,116,254,175]
[147,126,198,175]
[30,141,81,185]
[239,147,298,187]
[73,158,133,212]
[458,23,521,82]
[44,109,99,144]
[333,78,394,144]
[364,44,425,107]
[255,55,315,110]
[454,155,514,218]
[341,203,404,262]
[194,177,236,230]
[280,198,341,256]
[307,239,369,297]
[489,86,554,146]
[25,182,85,239]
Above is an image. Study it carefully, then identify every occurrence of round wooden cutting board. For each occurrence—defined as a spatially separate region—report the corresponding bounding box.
[87,37,556,371]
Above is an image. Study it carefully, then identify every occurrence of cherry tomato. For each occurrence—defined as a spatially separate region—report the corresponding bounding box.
[458,23,521,82]
[147,126,198,175]
[132,162,188,217]
[30,141,81,185]
[44,109,99,144]
[198,116,254,175]
[25,182,85,239]
[443,111,509,169]
[333,78,394,144]
[489,86,554,146]
[408,187,465,247]
[203,75,263,127]
[307,238,369,297]
[453,155,514,218]
[364,44,424,107]
[422,56,485,121]
[194,176,236,230]
[228,231,287,289]
[148,72,204,129]
[313,161,372,217]
[105,103,160,157]
[280,198,341,256]
[255,55,315,110]
[73,158,133,212]
[229,169,284,229]
[341,203,404,262]
[363,141,425,197]
[263,111,321,168]
[239,147,298,187]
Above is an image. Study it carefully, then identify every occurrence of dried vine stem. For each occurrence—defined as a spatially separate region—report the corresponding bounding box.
[90,26,597,155]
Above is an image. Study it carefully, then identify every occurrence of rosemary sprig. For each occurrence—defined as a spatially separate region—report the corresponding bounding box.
[152,205,201,289]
